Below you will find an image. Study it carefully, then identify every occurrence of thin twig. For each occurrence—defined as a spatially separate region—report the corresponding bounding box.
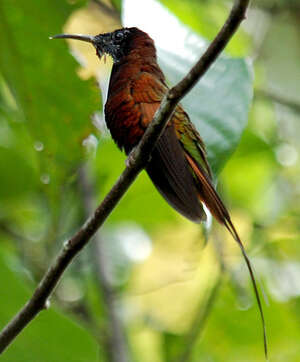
[92,238,129,362]
[256,88,300,114]
[0,221,30,244]
[176,234,227,362]
[91,0,121,21]
[257,1,300,15]
[0,0,250,354]
[176,275,223,362]
[78,166,129,362]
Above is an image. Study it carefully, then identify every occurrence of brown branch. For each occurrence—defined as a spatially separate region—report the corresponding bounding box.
[256,88,300,114]
[0,0,250,354]
[78,166,130,362]
[92,237,129,362]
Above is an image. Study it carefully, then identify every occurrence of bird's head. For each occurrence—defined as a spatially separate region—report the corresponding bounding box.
[51,27,153,63]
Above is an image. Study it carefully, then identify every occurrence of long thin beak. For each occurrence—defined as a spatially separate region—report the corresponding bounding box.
[50,34,96,44]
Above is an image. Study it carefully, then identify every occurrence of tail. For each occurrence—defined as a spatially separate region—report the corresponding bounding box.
[185,153,268,360]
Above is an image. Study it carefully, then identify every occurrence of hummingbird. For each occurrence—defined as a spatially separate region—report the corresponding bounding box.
[52,27,267,357]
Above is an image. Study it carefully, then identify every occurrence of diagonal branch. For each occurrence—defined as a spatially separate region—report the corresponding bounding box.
[0,0,250,354]
[256,88,300,114]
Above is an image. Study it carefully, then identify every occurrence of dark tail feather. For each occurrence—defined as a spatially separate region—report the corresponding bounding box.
[225,219,268,361]
[185,153,268,361]
[146,126,206,223]
[206,189,268,360]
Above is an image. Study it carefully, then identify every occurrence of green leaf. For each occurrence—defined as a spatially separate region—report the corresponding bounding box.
[196,276,300,362]
[0,245,99,362]
[158,48,253,176]
[0,146,37,199]
[221,130,277,217]
[0,0,98,186]
[123,0,253,177]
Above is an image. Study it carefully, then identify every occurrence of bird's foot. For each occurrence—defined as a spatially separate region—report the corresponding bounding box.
[125,147,138,168]
[126,147,152,168]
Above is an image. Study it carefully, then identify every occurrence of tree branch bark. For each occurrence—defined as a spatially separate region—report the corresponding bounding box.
[0,0,250,354]
[78,166,130,362]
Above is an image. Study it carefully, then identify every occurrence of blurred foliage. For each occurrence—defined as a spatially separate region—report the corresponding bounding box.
[0,246,99,362]
[0,0,300,361]
[158,0,251,56]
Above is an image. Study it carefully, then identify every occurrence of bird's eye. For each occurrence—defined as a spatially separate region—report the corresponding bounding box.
[115,32,123,40]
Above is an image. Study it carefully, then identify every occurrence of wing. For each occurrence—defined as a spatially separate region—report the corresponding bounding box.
[106,70,206,221]
[131,73,206,221]
[105,71,166,153]
[146,125,206,222]
[172,106,213,180]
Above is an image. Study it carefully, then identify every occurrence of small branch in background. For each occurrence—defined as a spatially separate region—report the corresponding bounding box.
[0,221,47,280]
[256,89,300,114]
[176,234,226,362]
[93,239,130,362]
[257,0,300,15]
[78,166,129,362]
[91,0,121,21]
[0,0,250,354]
[176,275,223,362]
[0,221,29,244]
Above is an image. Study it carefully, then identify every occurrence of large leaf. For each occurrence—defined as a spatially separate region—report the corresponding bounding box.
[158,49,253,176]
[0,0,101,240]
[0,0,98,188]
[122,0,253,177]
[0,146,37,199]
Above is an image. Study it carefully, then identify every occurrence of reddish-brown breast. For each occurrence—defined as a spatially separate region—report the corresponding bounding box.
[104,32,168,154]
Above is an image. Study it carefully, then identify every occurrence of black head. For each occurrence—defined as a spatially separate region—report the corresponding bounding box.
[51,27,149,63]
[93,28,133,62]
